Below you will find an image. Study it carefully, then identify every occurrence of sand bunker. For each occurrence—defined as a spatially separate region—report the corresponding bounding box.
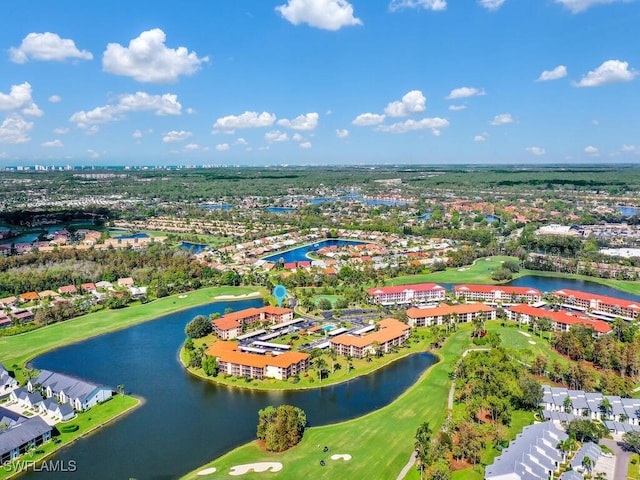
[330,454,352,461]
[178,295,188,299]
[214,292,261,300]
[197,467,217,476]
[528,340,536,345]
[229,462,283,476]
[518,331,531,337]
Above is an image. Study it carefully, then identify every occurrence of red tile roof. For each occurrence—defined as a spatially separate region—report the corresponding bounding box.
[553,289,640,311]
[455,284,541,296]
[366,283,445,295]
[407,303,495,318]
[508,304,612,334]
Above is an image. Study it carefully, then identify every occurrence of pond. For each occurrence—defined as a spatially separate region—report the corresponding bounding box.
[263,239,367,263]
[25,299,437,480]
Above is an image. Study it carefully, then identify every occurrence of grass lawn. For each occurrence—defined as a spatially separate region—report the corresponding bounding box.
[389,256,519,286]
[0,395,139,480]
[181,324,475,480]
[312,294,343,306]
[629,454,640,480]
[0,286,264,381]
[183,329,436,390]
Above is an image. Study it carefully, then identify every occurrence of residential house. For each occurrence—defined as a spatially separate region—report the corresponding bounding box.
[58,285,78,295]
[330,318,410,359]
[454,284,542,303]
[1,363,18,391]
[39,398,75,421]
[10,309,34,323]
[366,283,446,305]
[206,341,310,380]
[0,312,12,328]
[80,283,97,293]
[10,387,44,409]
[0,296,17,308]
[28,370,112,411]
[117,277,135,288]
[211,306,294,339]
[406,303,496,327]
[507,304,612,336]
[485,421,568,480]
[19,292,39,303]
[0,416,52,464]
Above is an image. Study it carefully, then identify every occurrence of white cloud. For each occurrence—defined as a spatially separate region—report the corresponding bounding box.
[390,0,447,11]
[584,145,599,154]
[184,143,199,150]
[299,141,312,149]
[0,82,43,117]
[555,0,632,13]
[276,0,362,30]
[574,59,637,87]
[526,146,546,156]
[478,0,506,9]
[622,144,637,152]
[448,105,467,111]
[536,65,568,82]
[384,90,426,117]
[70,92,182,128]
[216,143,230,151]
[48,95,62,103]
[474,133,488,142]
[87,149,100,159]
[376,117,449,134]
[352,113,386,126]
[162,130,192,143]
[336,128,349,138]
[446,87,486,100]
[490,113,514,125]
[86,125,99,136]
[292,133,304,142]
[42,139,64,148]
[277,112,319,130]
[102,28,209,83]
[186,108,196,115]
[132,129,143,139]
[54,127,69,135]
[234,137,248,146]
[0,114,33,144]
[9,32,93,63]
[213,111,276,133]
[265,130,289,143]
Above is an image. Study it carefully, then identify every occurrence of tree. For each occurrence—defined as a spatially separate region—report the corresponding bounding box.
[313,357,327,382]
[517,376,543,410]
[317,298,332,311]
[202,355,218,376]
[328,349,338,374]
[566,418,608,443]
[257,405,306,452]
[414,422,432,480]
[185,315,213,338]
[623,430,640,454]
[117,384,125,395]
[581,455,594,475]
[599,397,613,419]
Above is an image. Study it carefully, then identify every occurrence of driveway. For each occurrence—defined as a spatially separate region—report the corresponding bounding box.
[600,438,632,480]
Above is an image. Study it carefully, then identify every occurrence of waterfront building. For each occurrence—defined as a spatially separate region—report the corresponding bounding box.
[366,283,445,305]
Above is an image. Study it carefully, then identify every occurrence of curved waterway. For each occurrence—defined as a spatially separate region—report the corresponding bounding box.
[25,299,437,480]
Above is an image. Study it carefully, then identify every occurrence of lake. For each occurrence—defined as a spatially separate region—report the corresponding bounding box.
[26,299,437,480]
[263,239,367,263]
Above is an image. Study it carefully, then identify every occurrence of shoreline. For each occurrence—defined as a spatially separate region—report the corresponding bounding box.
[179,341,437,392]
[260,237,370,262]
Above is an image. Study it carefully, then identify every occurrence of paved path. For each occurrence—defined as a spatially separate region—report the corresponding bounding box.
[601,438,632,480]
[397,348,490,480]
[396,451,417,480]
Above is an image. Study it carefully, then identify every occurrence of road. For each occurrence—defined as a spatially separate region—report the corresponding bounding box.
[600,438,632,480]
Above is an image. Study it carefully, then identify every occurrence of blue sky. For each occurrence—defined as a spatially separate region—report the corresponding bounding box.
[1,0,639,166]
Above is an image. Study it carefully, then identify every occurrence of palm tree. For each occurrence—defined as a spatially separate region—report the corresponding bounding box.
[313,357,327,382]
[599,397,613,419]
[563,396,573,414]
[472,313,485,337]
[117,384,125,396]
[414,422,432,480]
[581,455,593,475]
[328,348,337,374]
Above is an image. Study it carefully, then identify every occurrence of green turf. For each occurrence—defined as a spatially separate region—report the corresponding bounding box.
[389,256,519,285]
[181,324,475,480]
[629,453,640,480]
[0,286,264,378]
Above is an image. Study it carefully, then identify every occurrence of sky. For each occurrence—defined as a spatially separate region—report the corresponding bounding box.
[1,0,639,166]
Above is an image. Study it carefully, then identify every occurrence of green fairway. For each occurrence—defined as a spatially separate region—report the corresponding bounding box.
[389,256,519,285]
[0,286,264,377]
[181,324,475,480]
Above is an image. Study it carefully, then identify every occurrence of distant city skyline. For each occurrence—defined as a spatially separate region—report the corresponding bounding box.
[1,0,639,165]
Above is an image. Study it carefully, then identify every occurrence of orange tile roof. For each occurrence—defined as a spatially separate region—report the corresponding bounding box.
[221,307,262,323]
[213,317,241,331]
[206,341,310,369]
[508,304,612,334]
[554,289,640,311]
[261,306,292,315]
[331,318,409,348]
[20,292,40,301]
[455,284,541,296]
[407,303,495,319]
